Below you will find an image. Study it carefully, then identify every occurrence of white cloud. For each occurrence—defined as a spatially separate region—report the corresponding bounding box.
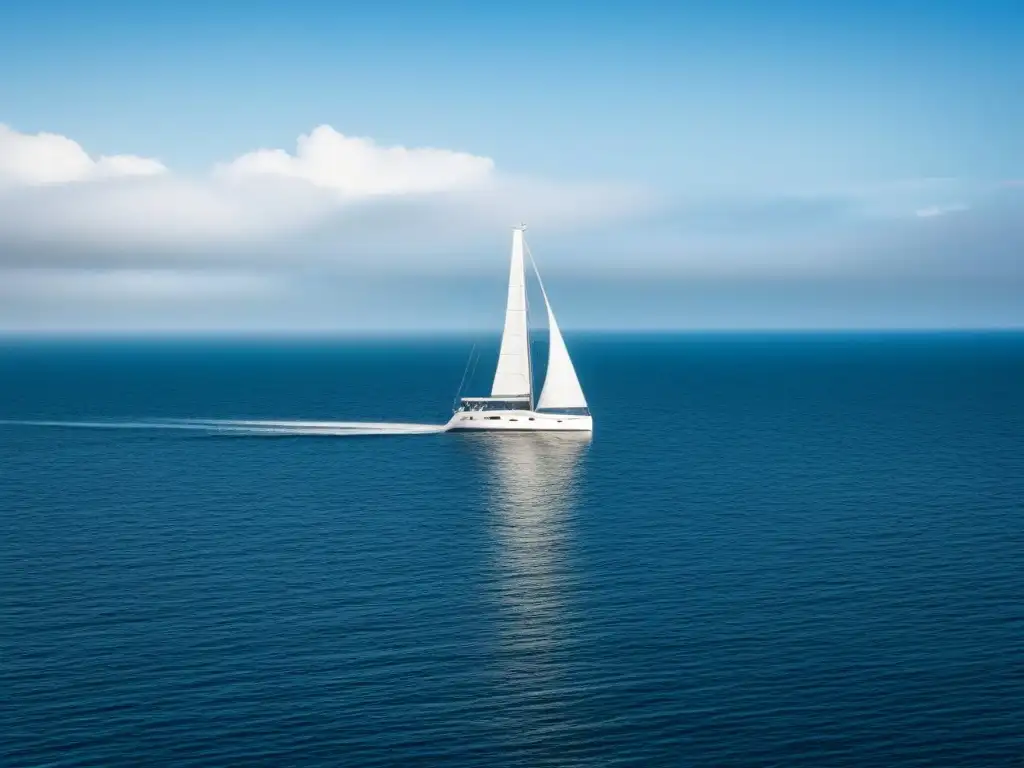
[92,153,168,179]
[216,125,495,196]
[0,268,276,300]
[914,203,969,218]
[1,175,335,253]
[0,121,1020,330]
[2,122,1019,332]
[0,124,166,185]
[0,123,647,265]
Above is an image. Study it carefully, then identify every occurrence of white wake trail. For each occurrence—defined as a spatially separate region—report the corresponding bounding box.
[0,418,448,436]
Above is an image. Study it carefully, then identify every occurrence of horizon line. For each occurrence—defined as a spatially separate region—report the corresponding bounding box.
[2,327,1023,339]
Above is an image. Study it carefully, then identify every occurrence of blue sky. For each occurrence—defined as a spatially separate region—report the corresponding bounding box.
[0,0,1021,330]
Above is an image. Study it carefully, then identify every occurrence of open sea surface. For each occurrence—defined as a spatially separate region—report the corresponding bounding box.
[2,333,1022,766]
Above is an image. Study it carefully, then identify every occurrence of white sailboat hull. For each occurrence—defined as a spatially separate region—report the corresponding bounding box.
[444,410,592,432]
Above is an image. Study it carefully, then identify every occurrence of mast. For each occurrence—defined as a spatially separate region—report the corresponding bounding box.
[523,225,535,410]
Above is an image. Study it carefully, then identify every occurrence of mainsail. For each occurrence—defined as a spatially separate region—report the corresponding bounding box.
[490,227,532,400]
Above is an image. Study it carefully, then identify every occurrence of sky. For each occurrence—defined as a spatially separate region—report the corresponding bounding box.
[0,0,1022,331]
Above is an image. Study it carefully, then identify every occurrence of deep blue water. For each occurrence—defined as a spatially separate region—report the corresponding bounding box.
[2,333,1023,766]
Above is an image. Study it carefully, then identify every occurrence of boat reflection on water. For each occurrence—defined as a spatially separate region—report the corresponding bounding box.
[472,432,590,699]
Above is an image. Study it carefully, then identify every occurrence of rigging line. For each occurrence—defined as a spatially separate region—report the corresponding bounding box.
[452,342,477,411]
[467,342,481,388]
[523,237,550,406]
[523,239,551,308]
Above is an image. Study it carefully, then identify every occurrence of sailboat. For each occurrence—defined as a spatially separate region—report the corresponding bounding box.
[445,226,593,432]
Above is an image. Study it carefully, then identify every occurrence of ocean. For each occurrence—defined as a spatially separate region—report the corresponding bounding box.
[2,333,1022,766]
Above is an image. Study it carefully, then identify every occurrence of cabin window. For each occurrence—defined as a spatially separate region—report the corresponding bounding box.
[528,417,535,421]
[485,416,500,420]
[509,418,518,422]
[459,398,532,412]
